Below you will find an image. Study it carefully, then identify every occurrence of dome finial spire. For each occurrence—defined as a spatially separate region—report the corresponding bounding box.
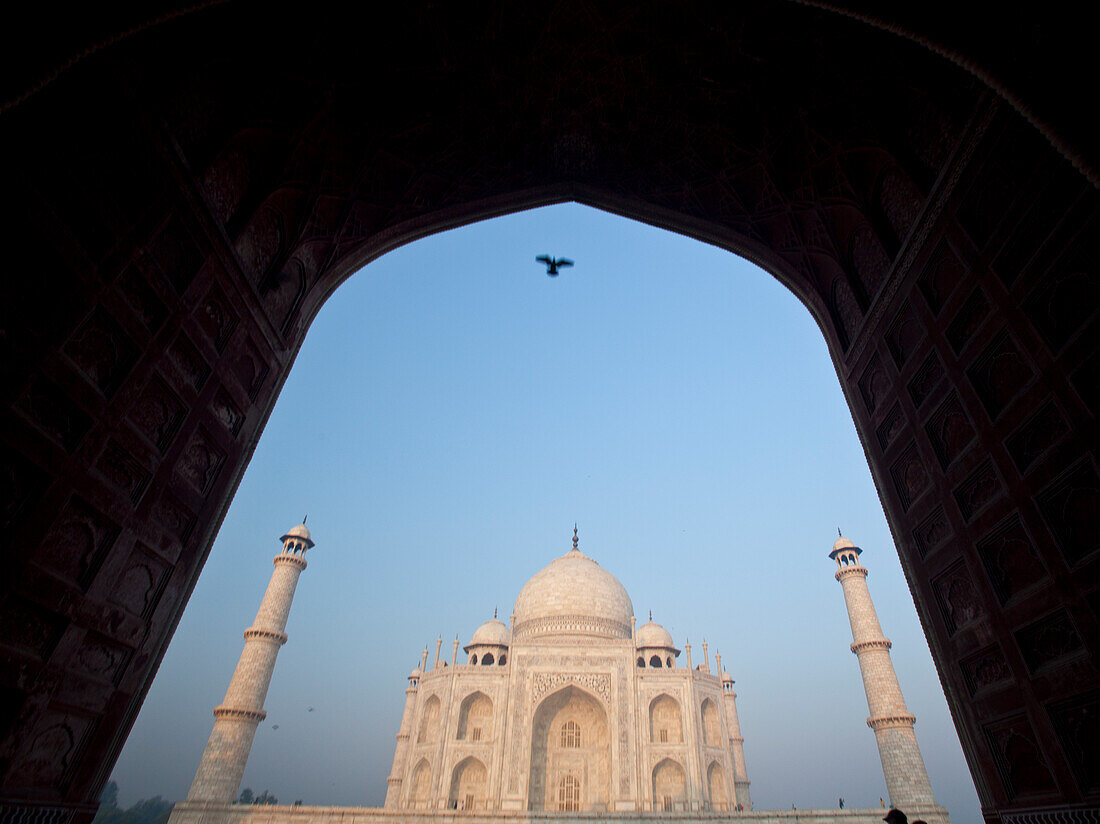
[494,606,498,619]
[573,524,579,551]
[649,609,652,621]
[838,526,842,537]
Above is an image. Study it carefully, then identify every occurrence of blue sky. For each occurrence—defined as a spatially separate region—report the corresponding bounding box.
[110,204,982,822]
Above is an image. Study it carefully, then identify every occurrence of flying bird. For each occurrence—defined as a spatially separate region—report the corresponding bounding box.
[536,255,574,276]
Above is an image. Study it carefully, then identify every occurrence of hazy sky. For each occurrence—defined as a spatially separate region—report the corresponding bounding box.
[110,204,982,822]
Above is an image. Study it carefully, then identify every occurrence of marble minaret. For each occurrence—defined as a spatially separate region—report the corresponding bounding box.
[719,669,752,809]
[831,534,935,808]
[186,522,315,802]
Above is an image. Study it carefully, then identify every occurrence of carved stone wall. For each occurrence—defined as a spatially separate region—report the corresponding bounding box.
[0,3,1096,824]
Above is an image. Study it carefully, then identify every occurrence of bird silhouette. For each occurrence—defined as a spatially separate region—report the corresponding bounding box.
[535,255,574,276]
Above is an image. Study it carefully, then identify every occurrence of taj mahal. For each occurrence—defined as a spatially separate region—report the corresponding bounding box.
[167,525,952,824]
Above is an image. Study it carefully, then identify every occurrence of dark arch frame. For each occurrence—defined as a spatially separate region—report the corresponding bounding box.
[0,5,1096,823]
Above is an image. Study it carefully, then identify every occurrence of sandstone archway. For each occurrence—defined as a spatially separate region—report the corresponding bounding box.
[1,5,1096,823]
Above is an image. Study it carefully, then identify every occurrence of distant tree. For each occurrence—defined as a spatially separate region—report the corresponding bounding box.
[91,786,171,824]
[293,800,302,807]
[253,790,277,805]
[238,788,254,805]
[100,782,120,809]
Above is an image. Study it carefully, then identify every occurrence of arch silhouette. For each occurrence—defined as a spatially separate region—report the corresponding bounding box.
[0,6,1094,821]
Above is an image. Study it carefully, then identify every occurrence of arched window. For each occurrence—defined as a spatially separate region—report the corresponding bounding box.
[558,775,580,812]
[666,656,672,668]
[482,652,495,666]
[560,720,581,748]
[417,695,440,744]
[637,657,645,667]
[649,655,662,668]
[470,654,478,665]
[701,699,720,746]
[498,653,506,665]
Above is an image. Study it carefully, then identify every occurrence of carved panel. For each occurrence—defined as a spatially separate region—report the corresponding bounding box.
[876,404,906,450]
[977,515,1048,605]
[128,377,185,452]
[1007,401,1069,473]
[1046,689,1100,794]
[1037,458,1100,566]
[109,547,170,619]
[234,340,270,400]
[831,279,862,351]
[16,378,92,453]
[968,329,1034,421]
[35,497,119,588]
[1015,610,1085,674]
[932,560,985,635]
[886,307,923,368]
[849,224,891,299]
[197,287,238,351]
[947,287,991,354]
[95,440,151,504]
[960,644,1013,696]
[0,597,67,659]
[530,672,611,707]
[918,242,965,314]
[167,334,210,391]
[925,393,975,469]
[71,634,132,684]
[908,351,944,409]
[176,428,225,495]
[914,506,951,559]
[984,714,1058,800]
[890,444,929,511]
[151,494,195,554]
[5,714,89,789]
[954,460,1003,522]
[858,359,890,415]
[64,310,139,398]
[212,391,244,436]
[117,265,168,333]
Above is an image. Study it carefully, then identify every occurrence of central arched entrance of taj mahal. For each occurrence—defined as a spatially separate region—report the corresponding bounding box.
[529,686,612,811]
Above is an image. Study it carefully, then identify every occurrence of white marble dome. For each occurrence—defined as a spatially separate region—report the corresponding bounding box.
[469,617,510,647]
[832,535,856,552]
[281,523,313,546]
[635,619,675,649]
[512,545,633,640]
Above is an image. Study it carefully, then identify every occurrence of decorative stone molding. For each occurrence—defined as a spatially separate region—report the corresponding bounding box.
[835,566,869,582]
[213,706,267,722]
[243,628,288,645]
[850,639,893,654]
[867,714,917,730]
[513,614,631,640]
[274,554,307,570]
[530,672,611,706]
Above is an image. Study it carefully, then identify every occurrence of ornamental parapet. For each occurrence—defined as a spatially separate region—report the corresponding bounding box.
[867,713,917,730]
[386,777,402,785]
[396,733,410,741]
[513,614,631,641]
[274,554,307,570]
[835,566,869,581]
[850,639,892,654]
[214,706,267,722]
[244,628,289,644]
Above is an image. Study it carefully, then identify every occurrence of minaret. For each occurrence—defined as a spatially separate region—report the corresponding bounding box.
[384,663,422,808]
[719,669,752,809]
[185,522,314,803]
[831,534,935,807]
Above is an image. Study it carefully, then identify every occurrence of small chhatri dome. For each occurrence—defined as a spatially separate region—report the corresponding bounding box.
[512,528,634,641]
[721,670,734,684]
[280,521,314,548]
[829,532,860,559]
[635,618,675,650]
[468,617,510,648]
